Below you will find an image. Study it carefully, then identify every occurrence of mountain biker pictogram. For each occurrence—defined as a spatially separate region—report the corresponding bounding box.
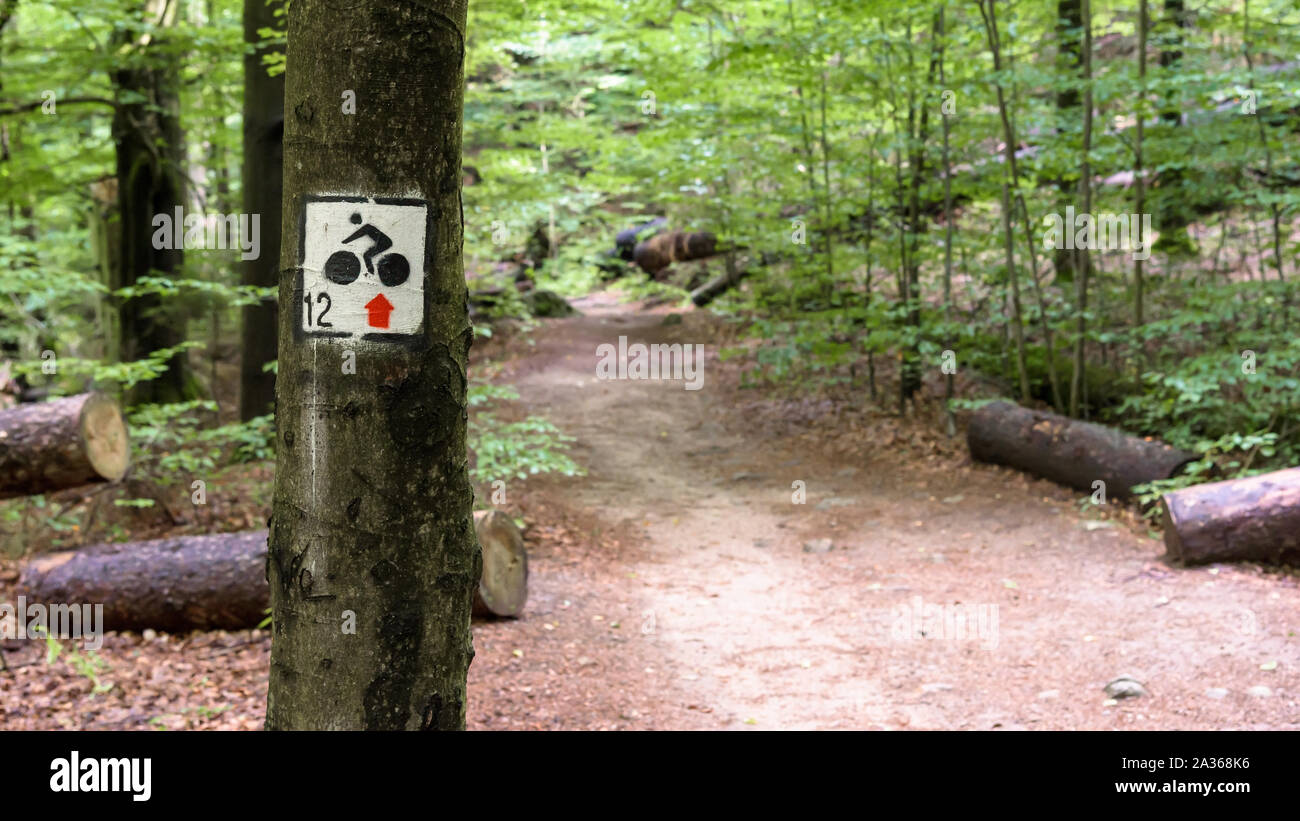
[324,212,411,287]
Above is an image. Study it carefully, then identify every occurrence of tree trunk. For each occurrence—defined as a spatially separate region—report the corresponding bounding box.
[1134,0,1147,326]
[967,400,1196,498]
[110,0,195,405]
[266,0,477,731]
[1161,468,1300,566]
[19,531,269,632]
[938,7,955,438]
[1070,0,1093,418]
[472,510,528,618]
[0,393,129,500]
[1154,0,1193,253]
[238,0,286,421]
[978,0,1030,402]
[1052,0,1082,283]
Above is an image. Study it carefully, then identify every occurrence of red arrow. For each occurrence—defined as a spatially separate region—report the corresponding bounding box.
[365,293,394,329]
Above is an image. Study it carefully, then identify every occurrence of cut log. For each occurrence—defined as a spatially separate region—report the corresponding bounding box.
[634,231,718,275]
[0,392,129,500]
[19,531,269,632]
[691,254,749,307]
[472,509,529,618]
[1160,467,1300,566]
[967,401,1196,499]
[17,510,529,631]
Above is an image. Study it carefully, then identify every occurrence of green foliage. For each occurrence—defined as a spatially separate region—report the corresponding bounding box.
[468,382,582,484]
[126,401,275,486]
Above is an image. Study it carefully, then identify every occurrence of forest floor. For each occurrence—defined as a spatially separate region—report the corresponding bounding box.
[2,291,1298,730]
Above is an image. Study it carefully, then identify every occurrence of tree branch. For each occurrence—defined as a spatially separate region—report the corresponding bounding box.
[0,96,117,117]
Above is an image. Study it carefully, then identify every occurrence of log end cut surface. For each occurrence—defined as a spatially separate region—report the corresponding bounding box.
[80,393,129,481]
[473,509,529,618]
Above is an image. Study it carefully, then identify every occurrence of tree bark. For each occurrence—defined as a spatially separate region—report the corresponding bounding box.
[0,393,129,500]
[967,401,1196,498]
[19,531,269,632]
[1161,468,1300,566]
[266,0,478,731]
[238,0,285,421]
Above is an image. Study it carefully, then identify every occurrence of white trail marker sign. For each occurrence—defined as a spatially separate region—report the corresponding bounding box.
[298,196,428,340]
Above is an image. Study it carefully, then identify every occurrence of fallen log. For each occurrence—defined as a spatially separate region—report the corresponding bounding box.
[472,509,529,618]
[634,230,718,275]
[19,531,269,632]
[18,510,529,631]
[691,254,749,307]
[0,392,129,500]
[1160,467,1300,566]
[967,401,1196,499]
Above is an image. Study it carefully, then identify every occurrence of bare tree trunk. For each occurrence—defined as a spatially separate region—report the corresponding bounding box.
[979,0,1030,401]
[1155,0,1193,253]
[239,0,285,420]
[938,7,956,437]
[1053,0,1083,284]
[266,0,477,731]
[1242,0,1285,284]
[110,0,195,405]
[1134,0,1147,326]
[1070,0,1093,417]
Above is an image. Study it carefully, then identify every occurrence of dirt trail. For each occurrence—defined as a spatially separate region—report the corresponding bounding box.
[475,293,1299,730]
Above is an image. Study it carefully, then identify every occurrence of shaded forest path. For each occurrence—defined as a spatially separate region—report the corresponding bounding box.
[469,292,1299,730]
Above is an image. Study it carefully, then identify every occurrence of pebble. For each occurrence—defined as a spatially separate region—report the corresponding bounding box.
[1104,675,1148,699]
[802,538,833,554]
[1247,686,1273,698]
[1205,687,1229,699]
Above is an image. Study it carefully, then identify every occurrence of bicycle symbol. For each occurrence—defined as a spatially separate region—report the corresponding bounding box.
[324,212,411,288]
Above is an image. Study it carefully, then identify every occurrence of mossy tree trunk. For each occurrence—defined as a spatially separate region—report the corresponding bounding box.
[265,0,478,731]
